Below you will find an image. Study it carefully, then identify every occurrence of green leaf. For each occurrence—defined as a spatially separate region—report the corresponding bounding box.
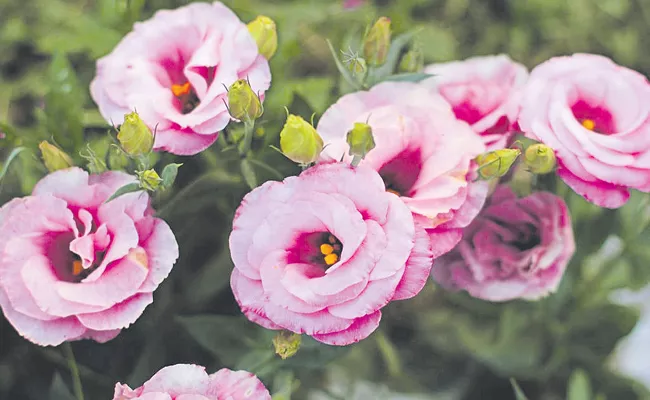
[241,159,258,189]
[367,29,420,84]
[176,315,259,366]
[49,373,76,400]
[161,163,183,189]
[510,379,530,400]
[271,370,295,400]
[326,39,363,91]
[379,72,434,83]
[567,369,592,400]
[0,147,27,182]
[105,182,142,203]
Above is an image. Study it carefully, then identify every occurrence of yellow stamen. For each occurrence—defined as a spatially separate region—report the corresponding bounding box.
[581,119,595,131]
[324,253,339,266]
[320,243,334,255]
[387,188,401,196]
[171,81,191,97]
[72,260,84,276]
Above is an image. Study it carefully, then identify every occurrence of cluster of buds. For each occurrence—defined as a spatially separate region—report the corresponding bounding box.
[474,141,557,181]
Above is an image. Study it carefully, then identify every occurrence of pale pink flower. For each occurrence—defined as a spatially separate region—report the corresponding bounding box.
[0,168,178,346]
[423,54,528,151]
[90,1,271,156]
[229,162,433,345]
[113,364,271,400]
[318,82,488,258]
[433,186,574,301]
[343,0,366,9]
[518,53,650,208]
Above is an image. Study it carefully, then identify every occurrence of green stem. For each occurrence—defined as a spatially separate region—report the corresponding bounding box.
[375,330,402,378]
[62,342,84,400]
[239,118,255,157]
[350,155,362,167]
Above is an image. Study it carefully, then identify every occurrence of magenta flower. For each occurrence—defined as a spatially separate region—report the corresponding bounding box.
[518,53,650,208]
[433,186,574,301]
[229,162,433,345]
[423,55,528,151]
[0,168,178,346]
[113,364,271,400]
[318,82,488,258]
[90,1,271,156]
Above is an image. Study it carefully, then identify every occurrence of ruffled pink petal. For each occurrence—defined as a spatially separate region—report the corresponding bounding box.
[136,218,179,292]
[557,166,630,208]
[76,292,153,330]
[392,223,434,301]
[140,364,210,396]
[312,311,381,346]
[208,368,271,400]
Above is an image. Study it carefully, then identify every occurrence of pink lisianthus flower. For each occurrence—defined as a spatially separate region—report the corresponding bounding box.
[318,82,488,258]
[229,162,433,346]
[433,186,574,301]
[113,364,271,400]
[518,53,650,208]
[423,55,528,151]
[90,1,271,156]
[0,168,178,346]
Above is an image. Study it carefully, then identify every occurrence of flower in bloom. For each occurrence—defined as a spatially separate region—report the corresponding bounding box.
[518,54,650,208]
[90,1,271,156]
[432,186,574,301]
[318,82,488,258]
[0,168,178,346]
[113,364,271,400]
[229,162,433,345]
[423,55,528,151]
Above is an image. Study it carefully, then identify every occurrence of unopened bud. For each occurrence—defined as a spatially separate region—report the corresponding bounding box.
[138,169,162,191]
[475,148,520,180]
[118,112,153,156]
[39,141,73,172]
[247,16,278,60]
[347,122,375,166]
[524,144,556,174]
[399,49,424,73]
[228,79,263,122]
[273,331,301,360]
[363,17,391,66]
[279,114,324,165]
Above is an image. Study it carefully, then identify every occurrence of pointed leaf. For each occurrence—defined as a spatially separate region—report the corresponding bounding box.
[380,72,434,83]
[326,39,363,90]
[161,163,183,189]
[45,53,84,152]
[510,379,530,400]
[567,369,592,400]
[241,159,258,189]
[105,182,142,203]
[0,147,27,182]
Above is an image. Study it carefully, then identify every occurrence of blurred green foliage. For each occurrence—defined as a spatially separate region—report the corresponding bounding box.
[2,0,650,399]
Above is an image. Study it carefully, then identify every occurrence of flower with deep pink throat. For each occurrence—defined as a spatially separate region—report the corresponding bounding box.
[432,186,575,301]
[318,81,488,258]
[0,167,178,346]
[423,54,528,151]
[113,364,271,400]
[518,53,650,208]
[90,1,271,156]
[229,162,433,346]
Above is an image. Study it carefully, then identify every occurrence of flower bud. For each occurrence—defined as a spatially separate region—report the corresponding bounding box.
[524,144,556,174]
[227,79,263,122]
[247,16,278,60]
[279,114,324,165]
[138,169,162,191]
[399,49,424,73]
[348,57,367,76]
[475,148,520,180]
[39,141,73,172]
[118,111,154,156]
[347,122,375,160]
[272,331,301,360]
[363,17,391,66]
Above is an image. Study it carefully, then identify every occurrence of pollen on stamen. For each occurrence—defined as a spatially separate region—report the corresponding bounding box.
[324,253,339,266]
[171,81,192,97]
[320,243,334,255]
[581,119,595,131]
[72,260,84,276]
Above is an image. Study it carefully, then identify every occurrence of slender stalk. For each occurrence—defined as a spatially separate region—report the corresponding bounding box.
[62,342,84,400]
[239,118,255,157]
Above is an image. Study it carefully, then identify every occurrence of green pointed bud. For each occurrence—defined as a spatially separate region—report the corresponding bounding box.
[247,15,278,60]
[118,111,154,156]
[399,49,424,73]
[347,122,375,167]
[363,17,391,66]
[228,79,263,121]
[279,114,324,165]
[39,141,73,172]
[272,331,302,360]
[524,144,556,174]
[138,169,162,191]
[475,148,521,180]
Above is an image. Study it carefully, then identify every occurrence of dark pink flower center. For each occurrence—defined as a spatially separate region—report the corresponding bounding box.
[378,148,423,197]
[452,102,484,125]
[571,100,616,135]
[287,232,343,270]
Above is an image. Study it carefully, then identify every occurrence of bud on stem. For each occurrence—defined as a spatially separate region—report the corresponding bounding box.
[118,111,154,156]
[228,79,263,122]
[524,144,556,174]
[346,122,375,167]
[279,114,324,166]
[475,148,521,180]
[363,17,391,66]
[247,16,278,60]
[39,141,73,172]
